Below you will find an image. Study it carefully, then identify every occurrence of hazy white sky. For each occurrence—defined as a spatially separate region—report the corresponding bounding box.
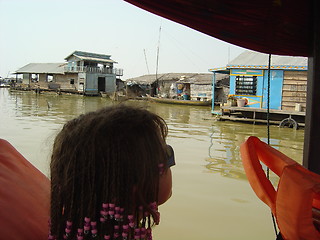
[0,0,246,80]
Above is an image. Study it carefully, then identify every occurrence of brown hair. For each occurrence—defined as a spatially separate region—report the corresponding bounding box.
[49,105,168,240]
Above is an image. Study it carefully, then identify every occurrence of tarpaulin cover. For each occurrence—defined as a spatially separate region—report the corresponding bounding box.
[124,0,312,57]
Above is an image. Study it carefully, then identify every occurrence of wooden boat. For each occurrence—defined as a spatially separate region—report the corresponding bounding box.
[148,96,211,106]
[0,139,50,239]
[125,1,320,239]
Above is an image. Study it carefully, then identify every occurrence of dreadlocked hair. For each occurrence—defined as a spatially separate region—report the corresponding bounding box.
[49,105,168,240]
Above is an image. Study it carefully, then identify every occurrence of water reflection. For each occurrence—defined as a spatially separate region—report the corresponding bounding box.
[0,88,306,240]
[206,119,304,183]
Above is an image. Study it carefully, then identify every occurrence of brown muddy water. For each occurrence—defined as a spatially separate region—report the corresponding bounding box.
[0,88,304,239]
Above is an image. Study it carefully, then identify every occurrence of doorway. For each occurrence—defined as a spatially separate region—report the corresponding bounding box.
[98,77,105,92]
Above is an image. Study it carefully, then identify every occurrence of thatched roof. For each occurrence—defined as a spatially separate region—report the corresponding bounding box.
[126,73,223,85]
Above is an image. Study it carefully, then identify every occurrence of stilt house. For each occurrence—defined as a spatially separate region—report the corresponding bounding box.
[210,50,308,112]
[15,51,123,95]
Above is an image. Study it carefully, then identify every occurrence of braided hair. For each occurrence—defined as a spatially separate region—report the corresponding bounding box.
[49,105,168,240]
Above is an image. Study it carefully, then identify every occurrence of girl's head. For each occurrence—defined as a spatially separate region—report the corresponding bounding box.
[49,105,169,240]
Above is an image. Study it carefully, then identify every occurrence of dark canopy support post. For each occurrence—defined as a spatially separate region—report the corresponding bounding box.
[303,0,320,174]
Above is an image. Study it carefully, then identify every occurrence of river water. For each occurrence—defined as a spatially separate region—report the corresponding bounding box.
[0,88,304,240]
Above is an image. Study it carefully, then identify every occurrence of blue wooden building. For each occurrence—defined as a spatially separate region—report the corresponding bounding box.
[210,51,308,113]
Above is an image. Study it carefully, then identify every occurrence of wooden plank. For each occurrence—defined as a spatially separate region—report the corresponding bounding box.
[220,106,306,116]
[218,115,305,127]
[284,71,308,78]
[282,85,307,91]
[282,79,308,84]
[282,99,305,106]
[282,102,306,107]
[282,92,307,97]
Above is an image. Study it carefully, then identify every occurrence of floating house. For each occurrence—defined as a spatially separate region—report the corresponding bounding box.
[210,51,307,127]
[14,51,123,95]
[126,73,228,101]
[210,50,308,111]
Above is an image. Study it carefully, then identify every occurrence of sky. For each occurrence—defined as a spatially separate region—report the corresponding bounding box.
[0,0,246,80]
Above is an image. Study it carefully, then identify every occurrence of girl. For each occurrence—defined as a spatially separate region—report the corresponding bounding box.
[49,105,174,240]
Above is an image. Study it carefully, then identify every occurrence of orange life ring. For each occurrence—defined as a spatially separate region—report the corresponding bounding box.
[240,136,320,240]
[0,139,50,239]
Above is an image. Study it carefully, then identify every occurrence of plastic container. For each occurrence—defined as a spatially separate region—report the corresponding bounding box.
[237,98,246,107]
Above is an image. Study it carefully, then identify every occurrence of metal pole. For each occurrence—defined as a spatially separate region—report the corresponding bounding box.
[303,0,320,174]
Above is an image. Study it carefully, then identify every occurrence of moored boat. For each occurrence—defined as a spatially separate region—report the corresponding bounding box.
[148,96,211,106]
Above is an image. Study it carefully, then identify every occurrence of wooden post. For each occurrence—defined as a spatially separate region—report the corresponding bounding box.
[303,0,320,174]
[212,72,216,112]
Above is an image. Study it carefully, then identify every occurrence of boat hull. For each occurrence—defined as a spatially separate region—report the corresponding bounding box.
[149,97,211,106]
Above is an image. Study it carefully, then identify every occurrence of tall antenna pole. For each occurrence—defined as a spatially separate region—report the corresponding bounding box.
[143,49,150,74]
[155,26,161,95]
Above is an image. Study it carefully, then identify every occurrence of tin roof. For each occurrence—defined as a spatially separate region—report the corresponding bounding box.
[227,50,308,70]
[15,63,66,74]
[65,51,117,63]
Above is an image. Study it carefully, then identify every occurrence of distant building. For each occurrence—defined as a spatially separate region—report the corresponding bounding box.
[210,50,307,112]
[126,73,228,101]
[15,51,123,95]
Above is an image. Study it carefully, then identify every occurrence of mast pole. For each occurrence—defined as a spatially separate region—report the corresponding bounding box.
[155,26,161,95]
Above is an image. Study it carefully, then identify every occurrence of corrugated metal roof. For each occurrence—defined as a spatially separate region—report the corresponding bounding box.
[15,63,66,74]
[227,50,307,69]
[126,73,218,85]
[65,51,117,63]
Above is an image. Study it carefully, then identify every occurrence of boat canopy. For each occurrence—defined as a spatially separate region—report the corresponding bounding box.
[124,0,312,57]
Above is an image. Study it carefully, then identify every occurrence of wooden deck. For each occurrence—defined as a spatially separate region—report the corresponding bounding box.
[218,106,305,128]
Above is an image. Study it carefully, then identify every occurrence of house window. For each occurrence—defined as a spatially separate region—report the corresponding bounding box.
[70,79,75,84]
[235,76,257,95]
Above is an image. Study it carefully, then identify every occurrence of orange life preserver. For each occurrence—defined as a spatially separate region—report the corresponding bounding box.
[0,139,50,240]
[240,136,320,240]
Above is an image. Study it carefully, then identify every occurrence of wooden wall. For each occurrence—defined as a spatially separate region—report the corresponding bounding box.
[282,71,307,112]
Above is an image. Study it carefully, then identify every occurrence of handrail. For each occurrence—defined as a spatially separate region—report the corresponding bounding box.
[64,66,123,76]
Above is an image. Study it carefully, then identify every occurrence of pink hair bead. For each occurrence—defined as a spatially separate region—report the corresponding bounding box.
[90,221,97,227]
[122,224,129,230]
[104,235,111,240]
[102,203,108,208]
[100,210,108,215]
[91,229,98,235]
[84,217,90,223]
